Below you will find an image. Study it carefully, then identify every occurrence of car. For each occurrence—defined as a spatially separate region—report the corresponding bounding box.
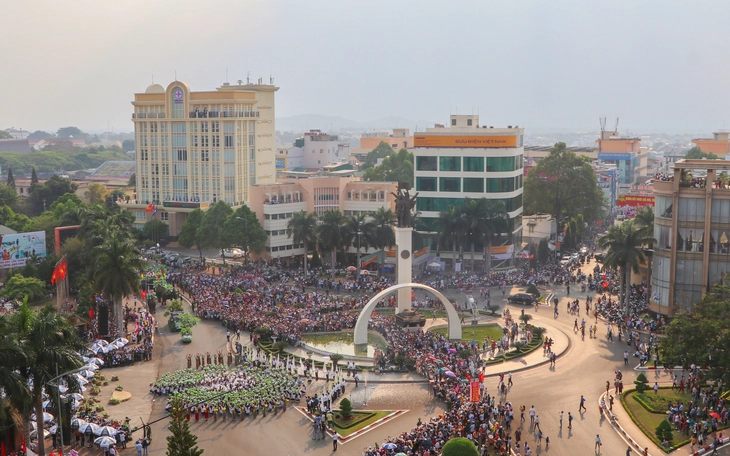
[594,253,605,262]
[579,247,589,256]
[507,293,536,305]
[219,248,245,259]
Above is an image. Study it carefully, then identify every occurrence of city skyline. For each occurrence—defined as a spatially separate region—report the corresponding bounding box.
[2,0,730,134]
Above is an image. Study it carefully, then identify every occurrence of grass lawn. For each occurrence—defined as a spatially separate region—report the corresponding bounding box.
[622,388,695,451]
[331,410,393,436]
[429,323,505,342]
[300,331,388,351]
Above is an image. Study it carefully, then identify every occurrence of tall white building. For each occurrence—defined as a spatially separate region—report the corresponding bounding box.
[128,80,278,235]
[413,115,524,267]
[301,130,350,169]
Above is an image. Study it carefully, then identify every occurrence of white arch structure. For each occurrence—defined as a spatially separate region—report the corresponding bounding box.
[354,283,462,344]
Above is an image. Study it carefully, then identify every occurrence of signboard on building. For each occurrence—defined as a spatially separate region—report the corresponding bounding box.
[163,201,200,209]
[414,135,518,148]
[0,231,47,269]
[598,152,632,161]
[617,195,655,207]
[490,244,514,260]
[275,158,285,169]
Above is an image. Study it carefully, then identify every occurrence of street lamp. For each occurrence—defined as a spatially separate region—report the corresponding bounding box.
[47,366,89,456]
[356,221,363,278]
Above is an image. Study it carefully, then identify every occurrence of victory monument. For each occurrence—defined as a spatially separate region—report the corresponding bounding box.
[353,182,462,344]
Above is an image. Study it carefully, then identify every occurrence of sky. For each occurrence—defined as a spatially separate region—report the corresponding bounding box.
[2,0,730,134]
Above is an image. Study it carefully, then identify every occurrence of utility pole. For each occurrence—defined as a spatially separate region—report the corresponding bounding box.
[356,221,363,278]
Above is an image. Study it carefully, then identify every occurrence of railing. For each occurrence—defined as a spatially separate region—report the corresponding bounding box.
[132,112,165,119]
[188,111,260,119]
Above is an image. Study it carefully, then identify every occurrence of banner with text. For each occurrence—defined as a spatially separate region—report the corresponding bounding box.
[0,231,47,269]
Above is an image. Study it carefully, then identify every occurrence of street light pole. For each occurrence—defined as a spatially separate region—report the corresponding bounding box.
[47,366,88,456]
[356,221,363,278]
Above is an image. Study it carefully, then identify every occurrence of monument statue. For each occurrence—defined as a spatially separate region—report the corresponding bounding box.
[391,181,418,228]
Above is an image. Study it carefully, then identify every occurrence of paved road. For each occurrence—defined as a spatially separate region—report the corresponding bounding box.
[126,256,684,456]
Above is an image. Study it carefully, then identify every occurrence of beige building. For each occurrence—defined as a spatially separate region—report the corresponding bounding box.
[125,80,278,235]
[248,177,397,259]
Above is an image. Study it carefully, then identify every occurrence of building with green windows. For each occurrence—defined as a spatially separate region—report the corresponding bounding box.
[413,115,524,268]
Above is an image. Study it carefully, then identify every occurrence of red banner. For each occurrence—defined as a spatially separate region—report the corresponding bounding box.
[470,381,481,402]
[617,195,655,207]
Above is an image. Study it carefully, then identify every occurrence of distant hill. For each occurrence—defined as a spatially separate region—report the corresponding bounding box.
[276,114,434,133]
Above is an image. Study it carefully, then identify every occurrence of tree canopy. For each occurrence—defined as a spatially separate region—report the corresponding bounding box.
[360,141,395,170]
[0,275,47,301]
[28,175,79,216]
[524,142,605,224]
[84,182,109,205]
[0,148,130,174]
[0,130,12,139]
[362,148,414,186]
[223,205,267,253]
[178,209,204,259]
[196,201,234,251]
[685,146,719,160]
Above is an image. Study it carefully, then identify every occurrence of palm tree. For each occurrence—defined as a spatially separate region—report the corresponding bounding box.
[10,302,83,456]
[598,220,656,315]
[0,309,30,448]
[438,206,463,272]
[370,207,396,252]
[481,199,509,273]
[317,210,347,276]
[287,211,318,278]
[634,206,655,238]
[90,232,144,336]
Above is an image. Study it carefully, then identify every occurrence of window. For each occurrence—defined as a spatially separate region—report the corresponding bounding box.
[133,211,146,220]
[439,177,461,192]
[463,178,484,193]
[451,118,457,126]
[486,156,516,172]
[439,156,461,172]
[160,212,169,221]
[416,156,438,171]
[416,177,437,191]
[486,177,516,193]
[463,157,484,172]
[467,119,473,126]
[677,198,706,222]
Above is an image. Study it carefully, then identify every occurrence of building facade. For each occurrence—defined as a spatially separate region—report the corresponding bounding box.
[597,130,644,185]
[413,115,524,267]
[692,131,730,157]
[127,80,278,236]
[651,159,730,316]
[248,177,396,259]
[360,129,413,151]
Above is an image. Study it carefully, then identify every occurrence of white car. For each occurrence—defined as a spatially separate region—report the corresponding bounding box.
[219,248,245,259]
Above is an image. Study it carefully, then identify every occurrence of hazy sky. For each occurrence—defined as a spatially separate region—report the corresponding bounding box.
[2,0,730,134]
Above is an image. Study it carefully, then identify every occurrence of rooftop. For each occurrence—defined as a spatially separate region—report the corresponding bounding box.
[673,158,730,170]
[87,160,136,180]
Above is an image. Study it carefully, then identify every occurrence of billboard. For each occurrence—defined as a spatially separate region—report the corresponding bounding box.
[598,152,632,161]
[414,134,518,148]
[0,231,47,269]
[617,195,655,207]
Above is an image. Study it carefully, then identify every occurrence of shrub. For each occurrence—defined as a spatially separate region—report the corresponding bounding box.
[513,341,528,352]
[339,398,353,419]
[655,419,673,442]
[110,376,119,382]
[526,284,540,297]
[519,314,533,326]
[115,384,123,391]
[442,437,479,456]
[487,304,500,316]
[634,373,649,393]
[108,398,121,405]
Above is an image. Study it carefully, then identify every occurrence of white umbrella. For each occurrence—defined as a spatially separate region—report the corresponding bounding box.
[113,337,129,345]
[71,417,87,428]
[78,423,99,434]
[94,436,116,448]
[94,426,117,437]
[97,339,109,346]
[49,424,58,434]
[69,393,85,402]
[42,400,52,409]
[84,363,99,371]
[73,374,89,386]
[88,357,104,366]
[79,370,95,379]
[30,429,51,440]
[31,412,54,422]
[101,345,114,354]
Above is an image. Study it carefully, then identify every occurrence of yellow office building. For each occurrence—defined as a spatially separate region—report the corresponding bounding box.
[128,80,278,233]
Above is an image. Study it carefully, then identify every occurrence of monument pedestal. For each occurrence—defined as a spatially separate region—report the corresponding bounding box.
[395,227,413,313]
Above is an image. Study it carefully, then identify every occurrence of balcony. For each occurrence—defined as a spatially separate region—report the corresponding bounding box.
[132,112,165,119]
[188,110,260,119]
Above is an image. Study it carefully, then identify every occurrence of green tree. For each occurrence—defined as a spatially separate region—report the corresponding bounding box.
[0,311,30,450]
[9,302,84,456]
[0,131,13,139]
[166,395,204,456]
[685,145,719,160]
[439,206,463,272]
[317,210,347,275]
[0,275,47,301]
[634,372,649,393]
[655,419,673,442]
[196,201,233,262]
[27,130,52,140]
[524,142,605,226]
[30,167,38,184]
[122,139,135,152]
[442,437,479,456]
[660,284,730,381]
[360,141,394,170]
[0,206,31,232]
[128,173,136,187]
[178,209,205,260]
[6,167,15,189]
[0,182,19,211]
[363,148,414,186]
[338,397,353,419]
[56,126,83,138]
[143,219,169,242]
[84,182,108,205]
[634,206,655,239]
[370,207,396,251]
[537,238,550,265]
[223,206,267,254]
[287,211,318,277]
[28,175,78,216]
[90,233,143,335]
[597,221,655,314]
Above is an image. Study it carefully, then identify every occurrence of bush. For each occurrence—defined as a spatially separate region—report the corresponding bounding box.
[655,419,673,442]
[108,398,121,405]
[487,304,500,316]
[526,284,540,298]
[513,341,528,352]
[442,437,479,456]
[634,373,649,393]
[115,384,123,391]
[339,398,353,419]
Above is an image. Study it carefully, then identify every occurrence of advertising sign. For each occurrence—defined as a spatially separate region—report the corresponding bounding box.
[0,231,47,269]
[414,135,518,148]
[617,195,655,207]
[598,152,632,161]
[490,244,514,260]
